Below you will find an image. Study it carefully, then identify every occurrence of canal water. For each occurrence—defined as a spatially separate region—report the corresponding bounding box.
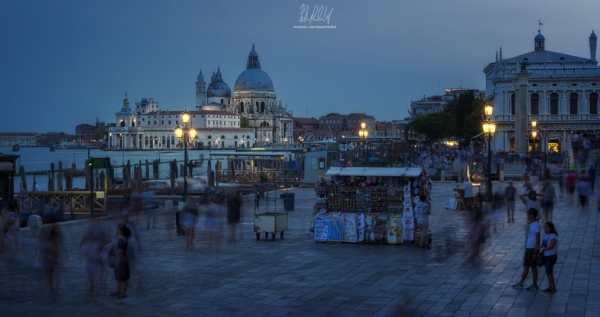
[1,147,211,192]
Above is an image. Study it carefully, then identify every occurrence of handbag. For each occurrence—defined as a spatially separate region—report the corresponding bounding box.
[536,251,545,267]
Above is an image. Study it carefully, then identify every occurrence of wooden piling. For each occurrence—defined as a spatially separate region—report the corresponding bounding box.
[58,162,63,191]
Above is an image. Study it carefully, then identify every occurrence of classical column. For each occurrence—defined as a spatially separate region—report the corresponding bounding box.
[514,72,531,154]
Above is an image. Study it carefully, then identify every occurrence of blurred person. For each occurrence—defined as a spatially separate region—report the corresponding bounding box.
[80,217,107,292]
[540,222,559,293]
[588,165,596,192]
[491,190,505,232]
[2,201,20,252]
[203,193,222,251]
[37,223,66,294]
[576,173,590,210]
[181,196,199,250]
[115,214,142,273]
[505,181,517,223]
[512,208,541,291]
[227,190,243,243]
[565,170,577,203]
[466,209,486,263]
[557,170,565,197]
[143,191,158,229]
[110,223,131,298]
[541,181,556,223]
[413,194,431,249]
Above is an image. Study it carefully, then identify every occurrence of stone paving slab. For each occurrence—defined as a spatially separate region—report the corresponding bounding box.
[0,181,598,317]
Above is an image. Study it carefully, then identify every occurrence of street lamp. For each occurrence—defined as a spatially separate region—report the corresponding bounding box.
[530,120,538,178]
[482,106,496,202]
[359,122,368,164]
[175,110,197,201]
[539,126,548,176]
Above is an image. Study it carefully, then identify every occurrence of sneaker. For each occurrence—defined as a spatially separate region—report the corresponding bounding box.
[512,283,524,289]
[526,285,539,291]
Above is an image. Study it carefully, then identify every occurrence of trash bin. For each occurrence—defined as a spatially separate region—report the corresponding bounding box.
[280,193,295,211]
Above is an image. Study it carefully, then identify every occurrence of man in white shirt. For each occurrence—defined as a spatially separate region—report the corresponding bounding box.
[512,208,541,291]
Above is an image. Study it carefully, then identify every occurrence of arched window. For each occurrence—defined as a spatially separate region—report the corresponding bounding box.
[570,93,578,114]
[550,93,559,114]
[240,102,244,113]
[590,93,598,115]
[510,93,515,115]
[261,101,265,112]
[120,120,125,127]
[131,119,135,127]
[530,93,539,115]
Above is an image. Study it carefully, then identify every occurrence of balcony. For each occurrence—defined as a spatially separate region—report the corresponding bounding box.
[494,114,600,122]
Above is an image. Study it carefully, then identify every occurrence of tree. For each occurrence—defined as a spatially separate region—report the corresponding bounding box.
[407,112,453,142]
[94,125,107,141]
[240,116,250,128]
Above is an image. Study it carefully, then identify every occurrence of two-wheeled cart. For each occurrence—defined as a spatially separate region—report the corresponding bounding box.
[254,185,288,241]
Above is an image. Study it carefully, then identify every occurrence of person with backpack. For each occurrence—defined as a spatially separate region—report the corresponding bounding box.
[541,181,556,223]
[110,223,131,298]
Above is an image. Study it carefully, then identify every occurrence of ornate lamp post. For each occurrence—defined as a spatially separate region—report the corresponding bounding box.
[175,110,197,201]
[359,122,368,164]
[482,104,496,202]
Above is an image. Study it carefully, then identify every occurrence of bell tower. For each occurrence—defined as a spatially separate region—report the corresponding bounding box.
[196,69,206,108]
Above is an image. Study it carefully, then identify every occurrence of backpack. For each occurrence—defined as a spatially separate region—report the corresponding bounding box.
[4,211,16,224]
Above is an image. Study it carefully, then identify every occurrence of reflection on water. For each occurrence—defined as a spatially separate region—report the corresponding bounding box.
[1,147,211,192]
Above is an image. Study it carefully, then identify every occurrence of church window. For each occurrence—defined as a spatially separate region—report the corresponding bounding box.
[550,93,559,114]
[148,122,151,125]
[176,121,178,125]
[590,93,598,114]
[162,121,164,125]
[240,102,244,113]
[120,120,125,127]
[510,94,515,115]
[169,121,171,125]
[570,93,578,114]
[530,93,539,115]
[261,102,265,112]
[221,99,223,104]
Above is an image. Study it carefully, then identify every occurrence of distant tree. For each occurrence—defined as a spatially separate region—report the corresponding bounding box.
[240,116,250,128]
[94,125,107,141]
[407,112,453,142]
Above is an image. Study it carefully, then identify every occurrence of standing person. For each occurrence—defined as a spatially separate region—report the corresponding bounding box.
[80,217,107,292]
[2,202,20,252]
[445,162,453,183]
[512,208,541,291]
[37,223,66,294]
[466,209,486,263]
[227,190,242,243]
[491,191,504,232]
[565,170,577,203]
[110,224,130,298]
[576,173,590,210]
[505,181,517,223]
[540,222,559,293]
[203,194,222,250]
[522,162,529,181]
[541,181,556,223]
[519,191,544,221]
[588,165,596,192]
[413,194,431,249]
[182,197,199,250]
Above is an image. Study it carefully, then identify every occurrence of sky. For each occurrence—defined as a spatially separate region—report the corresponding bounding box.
[1,0,600,133]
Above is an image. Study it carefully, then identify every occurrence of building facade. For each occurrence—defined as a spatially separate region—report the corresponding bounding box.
[410,88,485,118]
[0,133,37,147]
[107,45,292,149]
[484,30,600,153]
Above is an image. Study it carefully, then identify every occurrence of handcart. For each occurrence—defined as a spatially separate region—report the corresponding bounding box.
[254,186,288,241]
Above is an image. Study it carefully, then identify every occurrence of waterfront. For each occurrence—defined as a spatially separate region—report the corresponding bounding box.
[1,147,211,192]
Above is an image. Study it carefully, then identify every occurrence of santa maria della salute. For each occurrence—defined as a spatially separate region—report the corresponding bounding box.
[107,45,294,150]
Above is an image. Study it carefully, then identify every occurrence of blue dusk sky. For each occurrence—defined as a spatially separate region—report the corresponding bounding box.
[1,0,599,133]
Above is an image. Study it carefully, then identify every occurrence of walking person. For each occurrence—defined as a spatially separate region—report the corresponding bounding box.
[491,190,504,232]
[37,223,66,294]
[2,201,20,252]
[540,222,559,293]
[512,208,541,291]
[577,172,590,210]
[110,223,131,298]
[565,170,577,203]
[557,170,565,197]
[80,217,107,292]
[227,190,243,243]
[588,165,596,192]
[182,197,199,250]
[413,194,431,249]
[505,181,517,222]
[203,193,222,250]
[541,181,556,223]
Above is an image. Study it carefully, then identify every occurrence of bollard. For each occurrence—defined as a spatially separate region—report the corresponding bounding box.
[499,171,504,182]
[441,171,446,182]
[164,200,173,213]
[28,215,43,238]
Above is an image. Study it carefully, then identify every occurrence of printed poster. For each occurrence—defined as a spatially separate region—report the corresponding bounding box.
[314,213,329,242]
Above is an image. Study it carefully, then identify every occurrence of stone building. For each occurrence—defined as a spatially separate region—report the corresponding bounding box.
[484,30,600,153]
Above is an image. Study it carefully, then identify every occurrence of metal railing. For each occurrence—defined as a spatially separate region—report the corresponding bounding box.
[18,191,106,218]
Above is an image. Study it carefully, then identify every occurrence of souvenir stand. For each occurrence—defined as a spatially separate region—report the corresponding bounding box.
[254,187,289,241]
[313,167,429,245]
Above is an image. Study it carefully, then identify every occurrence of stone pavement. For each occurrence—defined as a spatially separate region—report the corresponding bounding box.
[0,181,598,317]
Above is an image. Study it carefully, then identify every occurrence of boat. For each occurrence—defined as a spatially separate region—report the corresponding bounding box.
[49,145,55,151]
[12,144,20,151]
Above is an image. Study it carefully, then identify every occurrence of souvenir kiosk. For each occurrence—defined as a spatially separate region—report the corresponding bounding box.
[313,167,429,245]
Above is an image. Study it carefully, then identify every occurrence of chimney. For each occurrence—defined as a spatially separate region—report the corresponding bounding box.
[590,30,597,62]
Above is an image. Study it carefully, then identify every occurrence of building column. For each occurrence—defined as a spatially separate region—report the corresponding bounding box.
[562,91,568,114]
[542,91,548,114]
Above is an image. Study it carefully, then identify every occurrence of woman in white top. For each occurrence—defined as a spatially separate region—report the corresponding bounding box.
[540,221,559,293]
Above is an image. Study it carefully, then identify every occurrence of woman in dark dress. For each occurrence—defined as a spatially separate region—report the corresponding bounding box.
[110,224,131,298]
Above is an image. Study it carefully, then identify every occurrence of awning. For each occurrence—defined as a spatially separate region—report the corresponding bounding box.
[325,167,423,178]
[0,162,14,172]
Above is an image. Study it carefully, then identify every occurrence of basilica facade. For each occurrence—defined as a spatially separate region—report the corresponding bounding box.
[484,30,600,153]
[107,45,293,150]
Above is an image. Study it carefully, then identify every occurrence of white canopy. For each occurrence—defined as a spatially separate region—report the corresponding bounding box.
[325,167,423,178]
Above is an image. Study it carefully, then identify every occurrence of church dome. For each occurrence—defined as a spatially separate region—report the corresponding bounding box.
[207,67,231,98]
[234,45,274,91]
[535,33,545,41]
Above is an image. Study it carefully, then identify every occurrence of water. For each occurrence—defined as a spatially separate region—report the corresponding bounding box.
[1,147,211,192]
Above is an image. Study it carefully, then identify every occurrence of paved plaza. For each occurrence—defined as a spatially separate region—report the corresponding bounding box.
[0,180,598,317]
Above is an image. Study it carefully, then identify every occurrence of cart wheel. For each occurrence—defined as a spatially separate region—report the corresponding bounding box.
[256,232,260,241]
[280,231,284,239]
[272,232,276,241]
[265,232,268,239]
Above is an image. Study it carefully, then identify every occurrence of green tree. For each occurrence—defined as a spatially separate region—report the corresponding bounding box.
[240,116,250,128]
[94,125,107,141]
[407,112,453,142]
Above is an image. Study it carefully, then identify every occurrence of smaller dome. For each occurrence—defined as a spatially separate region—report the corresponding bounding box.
[535,33,545,40]
[197,69,204,80]
[207,81,232,98]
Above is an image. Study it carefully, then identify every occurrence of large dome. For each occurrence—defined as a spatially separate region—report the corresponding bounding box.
[234,69,274,91]
[234,45,275,92]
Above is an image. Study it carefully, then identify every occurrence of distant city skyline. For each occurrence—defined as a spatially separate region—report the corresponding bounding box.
[1,0,599,132]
